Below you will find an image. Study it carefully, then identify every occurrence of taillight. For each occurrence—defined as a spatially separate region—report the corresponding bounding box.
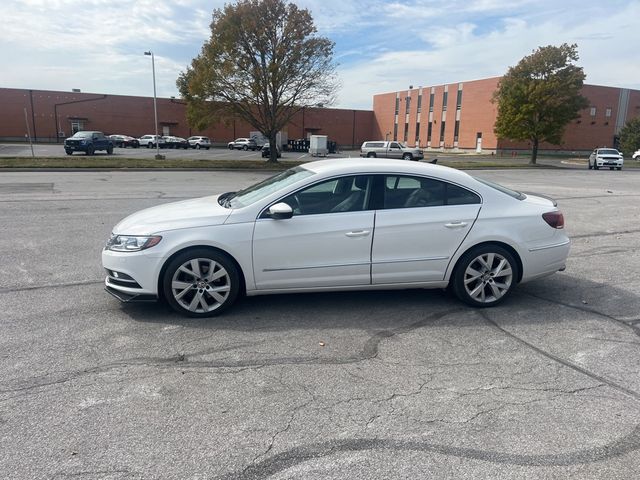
[542,211,564,229]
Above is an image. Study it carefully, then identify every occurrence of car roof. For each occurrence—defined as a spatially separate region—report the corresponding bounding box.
[303,158,475,184]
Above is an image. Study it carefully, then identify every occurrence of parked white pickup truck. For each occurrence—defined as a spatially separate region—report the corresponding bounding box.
[360,141,424,161]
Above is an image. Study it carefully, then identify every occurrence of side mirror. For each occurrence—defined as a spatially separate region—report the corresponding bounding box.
[267,202,293,220]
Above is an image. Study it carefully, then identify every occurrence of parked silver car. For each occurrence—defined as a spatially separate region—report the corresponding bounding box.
[360,141,424,161]
[187,136,211,149]
[228,138,258,151]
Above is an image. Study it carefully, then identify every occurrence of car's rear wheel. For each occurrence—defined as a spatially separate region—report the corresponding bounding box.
[86,146,94,156]
[228,144,234,150]
[610,167,614,170]
[366,152,376,158]
[65,149,72,155]
[452,245,518,308]
[243,145,248,151]
[196,144,201,150]
[107,146,113,155]
[163,249,241,317]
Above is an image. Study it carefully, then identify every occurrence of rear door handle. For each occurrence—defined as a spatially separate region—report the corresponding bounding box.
[345,230,371,237]
[444,221,468,228]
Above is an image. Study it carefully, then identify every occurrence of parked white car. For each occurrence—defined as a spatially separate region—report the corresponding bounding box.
[632,149,640,160]
[103,158,569,317]
[588,148,623,170]
[138,135,166,148]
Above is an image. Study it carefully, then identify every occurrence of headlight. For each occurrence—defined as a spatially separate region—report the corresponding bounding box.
[105,234,162,252]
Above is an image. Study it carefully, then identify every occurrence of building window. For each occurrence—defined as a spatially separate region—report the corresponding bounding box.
[415,122,420,143]
[417,94,422,113]
[405,96,411,112]
[454,120,460,142]
[404,123,409,142]
[605,107,612,117]
[393,123,398,141]
[442,91,448,111]
[456,90,462,110]
[427,122,432,142]
[429,93,434,112]
[395,97,399,114]
[590,106,596,116]
[70,121,84,134]
[440,121,446,142]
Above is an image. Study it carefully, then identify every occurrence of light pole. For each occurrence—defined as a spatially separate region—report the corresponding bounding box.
[144,50,163,159]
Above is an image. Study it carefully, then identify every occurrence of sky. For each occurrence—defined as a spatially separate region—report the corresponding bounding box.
[1,0,639,110]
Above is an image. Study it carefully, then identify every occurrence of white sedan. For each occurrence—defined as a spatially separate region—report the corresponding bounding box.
[102,159,570,317]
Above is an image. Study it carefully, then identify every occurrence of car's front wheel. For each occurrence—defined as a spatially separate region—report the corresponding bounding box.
[107,146,113,155]
[402,153,413,160]
[366,152,376,158]
[451,245,518,308]
[588,160,592,170]
[162,248,241,317]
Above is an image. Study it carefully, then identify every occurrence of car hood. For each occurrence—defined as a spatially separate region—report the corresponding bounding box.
[113,195,232,235]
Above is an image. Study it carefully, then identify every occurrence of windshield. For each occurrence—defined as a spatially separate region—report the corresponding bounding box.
[224,166,315,208]
[72,132,92,138]
[473,176,526,200]
[598,149,619,155]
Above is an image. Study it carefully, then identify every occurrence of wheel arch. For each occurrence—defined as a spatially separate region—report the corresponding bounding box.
[156,245,247,301]
[449,240,523,284]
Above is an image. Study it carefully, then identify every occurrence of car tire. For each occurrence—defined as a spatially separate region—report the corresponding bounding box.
[65,149,73,155]
[366,152,376,158]
[196,144,201,150]
[86,146,95,156]
[451,244,518,308]
[107,146,113,155]
[162,248,241,318]
[402,153,413,160]
[206,147,210,150]
[610,167,614,170]
[617,167,622,171]
[588,160,592,170]
[228,144,234,150]
[243,145,248,151]
[594,164,599,170]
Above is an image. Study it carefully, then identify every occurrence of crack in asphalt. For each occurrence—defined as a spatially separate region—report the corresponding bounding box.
[0,279,103,294]
[478,310,640,402]
[0,309,463,397]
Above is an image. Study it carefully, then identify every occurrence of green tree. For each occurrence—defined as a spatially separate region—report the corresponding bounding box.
[618,117,640,157]
[493,44,589,164]
[177,0,338,162]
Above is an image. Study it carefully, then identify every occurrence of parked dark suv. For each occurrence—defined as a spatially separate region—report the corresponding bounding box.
[65,131,113,155]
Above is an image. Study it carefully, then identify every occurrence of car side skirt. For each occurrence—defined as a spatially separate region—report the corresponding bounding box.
[245,280,449,296]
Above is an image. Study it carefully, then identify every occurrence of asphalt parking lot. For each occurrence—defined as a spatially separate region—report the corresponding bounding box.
[1,167,639,479]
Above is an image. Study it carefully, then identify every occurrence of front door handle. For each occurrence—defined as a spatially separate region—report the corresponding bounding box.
[345,230,371,237]
[444,221,468,228]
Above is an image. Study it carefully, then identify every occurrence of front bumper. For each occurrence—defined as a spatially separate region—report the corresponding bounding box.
[102,248,163,297]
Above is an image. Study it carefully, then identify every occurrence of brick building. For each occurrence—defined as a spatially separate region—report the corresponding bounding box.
[0,88,373,148]
[372,77,640,153]
[1,79,639,153]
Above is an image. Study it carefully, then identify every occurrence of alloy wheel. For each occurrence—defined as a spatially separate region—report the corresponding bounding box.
[462,252,513,304]
[170,258,231,313]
